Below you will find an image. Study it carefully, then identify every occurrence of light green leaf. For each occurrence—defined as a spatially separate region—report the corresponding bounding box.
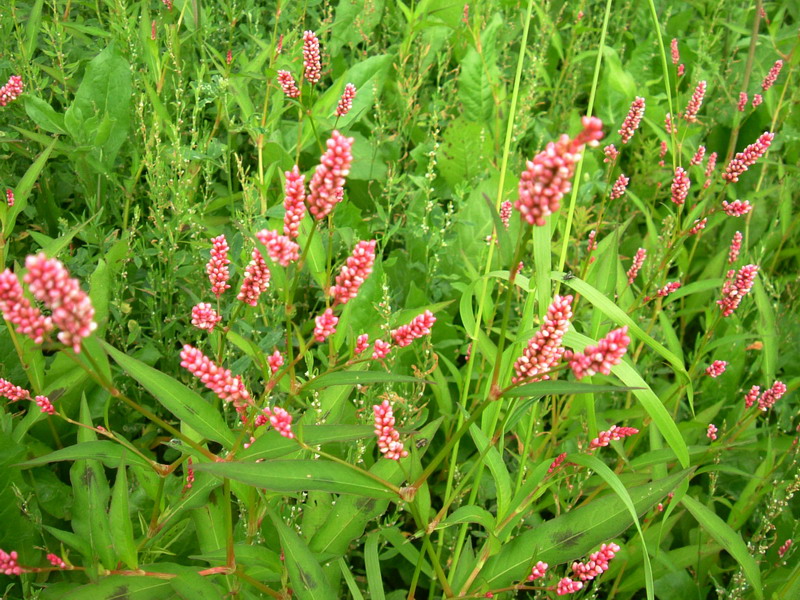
[109,461,138,569]
[303,370,433,391]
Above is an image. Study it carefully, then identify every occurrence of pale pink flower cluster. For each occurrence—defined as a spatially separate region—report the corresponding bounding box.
[335,83,357,117]
[515,117,603,226]
[627,248,646,284]
[722,132,774,182]
[180,345,250,407]
[237,248,270,306]
[670,167,690,205]
[587,230,597,254]
[373,400,408,460]
[665,113,676,134]
[670,38,680,64]
[499,200,512,229]
[372,339,391,360]
[761,59,783,91]
[737,92,748,112]
[256,229,300,267]
[683,81,707,123]
[744,385,761,408]
[718,264,758,316]
[568,327,631,380]
[0,378,31,401]
[207,235,231,297]
[704,152,717,189]
[182,458,194,492]
[330,240,376,306]
[572,542,620,581]
[722,200,752,217]
[0,269,53,344]
[307,130,354,220]
[690,145,706,166]
[618,97,645,144]
[778,539,792,559]
[0,76,23,107]
[277,70,300,98]
[752,93,763,107]
[5,189,13,207]
[283,166,306,239]
[302,31,321,84]
[259,406,294,438]
[0,548,23,575]
[728,231,743,264]
[705,360,727,377]
[656,281,681,297]
[610,174,629,200]
[528,561,548,581]
[589,425,639,450]
[603,144,618,163]
[757,381,787,412]
[23,253,97,352]
[355,333,370,355]
[556,577,583,595]
[191,303,221,330]
[658,140,668,166]
[707,423,718,440]
[268,350,284,374]
[35,395,56,415]
[689,218,707,235]
[391,310,436,347]
[46,553,66,569]
[314,308,338,342]
[512,295,573,384]
[677,64,685,77]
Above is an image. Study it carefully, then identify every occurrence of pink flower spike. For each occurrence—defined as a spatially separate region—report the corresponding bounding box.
[761,59,783,91]
[499,201,512,229]
[226,49,232,65]
[314,308,338,342]
[207,235,231,297]
[658,140,668,167]
[587,230,597,253]
[34,395,56,415]
[728,231,743,264]
[46,553,66,569]
[330,240,377,306]
[665,113,676,134]
[355,333,370,355]
[373,400,408,460]
[191,303,222,331]
[372,338,391,360]
[512,295,573,384]
[0,548,23,576]
[24,253,97,353]
[737,92,748,112]
[569,327,631,380]
[689,218,707,235]
[670,38,680,64]
[677,63,685,77]
[0,378,31,401]
[302,30,322,84]
[778,539,792,559]
[705,360,727,378]
[391,310,436,347]
[718,264,758,316]
[0,269,53,344]
[722,132,774,182]
[263,406,295,438]
[618,97,645,144]
[5,189,13,207]
[307,130,354,220]
[670,167,690,205]
[744,385,761,408]
[656,281,681,297]
[182,457,195,492]
[335,83,357,117]
[683,80,707,123]
[758,380,786,412]
[707,423,718,441]
[722,200,753,217]
[150,19,157,40]
[277,70,300,99]
[237,247,271,306]
[283,166,306,239]
[627,248,646,284]
[256,229,300,267]
[528,561,548,581]
[690,145,706,166]
[589,425,639,450]
[268,350,284,374]
[610,173,629,200]
[0,76,24,107]
[556,577,583,595]
[752,93,763,108]
[603,144,618,163]
[548,452,567,474]
[180,344,250,408]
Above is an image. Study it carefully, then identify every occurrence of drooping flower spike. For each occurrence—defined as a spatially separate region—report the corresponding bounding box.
[391,310,436,347]
[180,345,251,408]
[373,400,408,460]
[277,70,300,98]
[568,327,631,380]
[329,240,376,306]
[512,295,573,384]
[718,264,758,316]
[722,132,774,182]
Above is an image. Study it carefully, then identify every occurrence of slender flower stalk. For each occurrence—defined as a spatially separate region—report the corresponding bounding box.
[568,327,631,380]
[511,295,573,384]
[373,400,408,460]
[207,235,231,297]
[722,132,774,182]
[670,167,690,205]
[618,97,645,144]
[302,30,321,84]
[335,83,357,117]
[307,130,354,220]
[283,166,306,239]
[329,240,376,306]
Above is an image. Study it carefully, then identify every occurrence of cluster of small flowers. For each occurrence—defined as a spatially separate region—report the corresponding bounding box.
[603,144,618,163]
[515,117,603,226]
[752,94,763,107]
[0,269,53,344]
[658,140,668,167]
[373,400,408,460]
[162,0,172,9]
[391,310,436,347]
[499,201,512,229]
[354,334,370,355]
[547,452,567,474]
[587,230,597,255]
[610,174,629,200]
[737,92,748,112]
[704,152,717,188]
[572,543,620,581]
[718,264,758,316]
[690,145,706,166]
[670,38,680,64]
[307,130,354,219]
[335,83,357,117]
[744,385,761,409]
[0,76,24,107]
[237,248,271,306]
[180,345,250,408]
[0,549,23,575]
[689,218,707,235]
[314,308,338,342]
[762,59,783,91]
[35,395,56,415]
[512,295,573,384]
[282,167,306,239]
[5,189,13,207]
[528,561,548,581]
[556,577,583,595]
[256,229,300,267]
[705,360,727,377]
[707,423,718,440]
[618,97,645,144]
[182,458,195,492]
[568,327,631,380]
[268,350,284,374]
[372,338,391,360]
[656,281,681,298]
[0,378,31,401]
[665,113,676,134]
[329,240,376,306]
[277,70,300,98]
[46,553,66,569]
[191,303,221,330]
[302,31,321,84]
[670,167,690,205]
[722,200,753,217]
[207,235,231,297]
[722,132,774,182]
[627,248,646,284]
[589,425,639,450]
[258,407,294,438]
[778,539,792,559]
[728,231,743,264]
[751,381,787,412]
[683,81,707,122]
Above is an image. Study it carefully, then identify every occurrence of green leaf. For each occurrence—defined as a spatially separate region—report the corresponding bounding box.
[458,14,501,123]
[59,576,175,599]
[503,380,635,397]
[241,424,372,460]
[752,278,777,381]
[24,95,66,134]
[304,370,433,391]
[3,139,57,238]
[681,495,763,598]
[194,460,397,499]
[365,532,386,600]
[110,461,138,569]
[102,341,235,448]
[469,424,511,518]
[439,506,495,531]
[18,441,151,470]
